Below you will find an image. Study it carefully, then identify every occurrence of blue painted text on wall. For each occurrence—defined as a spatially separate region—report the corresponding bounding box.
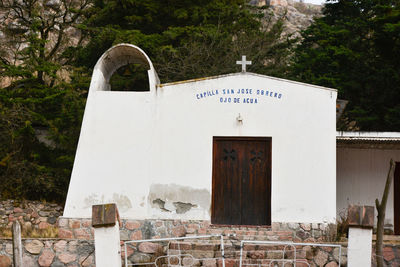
[195,88,283,104]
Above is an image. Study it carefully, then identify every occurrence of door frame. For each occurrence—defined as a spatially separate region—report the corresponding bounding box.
[395,162,400,235]
[211,136,272,226]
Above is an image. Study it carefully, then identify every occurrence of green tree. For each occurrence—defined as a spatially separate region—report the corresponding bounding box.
[73,0,294,84]
[291,0,400,131]
[0,0,90,202]
[0,0,294,202]
[155,13,292,82]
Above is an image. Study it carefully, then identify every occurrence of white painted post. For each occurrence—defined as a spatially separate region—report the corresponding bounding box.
[347,205,374,267]
[348,227,373,266]
[92,203,122,267]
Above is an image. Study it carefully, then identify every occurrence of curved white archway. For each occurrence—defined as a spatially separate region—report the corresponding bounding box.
[88,43,160,92]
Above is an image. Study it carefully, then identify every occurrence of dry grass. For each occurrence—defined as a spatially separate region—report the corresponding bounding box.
[0,227,12,238]
[0,224,58,238]
[335,210,349,241]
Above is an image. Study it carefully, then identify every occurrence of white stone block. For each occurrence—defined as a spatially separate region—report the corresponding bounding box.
[348,227,372,267]
[94,223,121,267]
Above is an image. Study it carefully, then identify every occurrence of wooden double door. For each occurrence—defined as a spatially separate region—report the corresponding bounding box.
[212,137,271,226]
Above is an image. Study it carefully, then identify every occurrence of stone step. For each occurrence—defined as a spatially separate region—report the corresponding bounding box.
[170,242,220,251]
[203,229,293,236]
[127,256,310,267]
[174,230,294,244]
[169,241,300,251]
[155,258,309,267]
[125,238,339,267]
[125,243,315,267]
[167,249,306,260]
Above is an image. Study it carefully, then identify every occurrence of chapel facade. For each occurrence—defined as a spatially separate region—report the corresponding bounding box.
[64,44,337,238]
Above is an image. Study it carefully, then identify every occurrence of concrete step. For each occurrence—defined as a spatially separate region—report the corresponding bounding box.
[125,244,312,267]
[168,249,304,260]
[157,258,308,267]
[124,238,322,267]
[169,241,299,251]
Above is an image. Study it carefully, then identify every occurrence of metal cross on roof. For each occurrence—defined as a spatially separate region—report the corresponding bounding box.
[236,55,252,72]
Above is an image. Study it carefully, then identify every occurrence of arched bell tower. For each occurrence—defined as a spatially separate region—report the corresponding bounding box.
[88,43,159,93]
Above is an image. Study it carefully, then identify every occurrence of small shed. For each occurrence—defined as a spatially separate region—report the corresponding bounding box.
[337,131,400,234]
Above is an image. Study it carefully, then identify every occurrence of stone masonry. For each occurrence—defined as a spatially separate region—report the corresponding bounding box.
[57,218,345,266]
[0,200,63,230]
[0,218,400,266]
[0,236,399,266]
[0,201,399,266]
[0,239,94,267]
[57,218,337,243]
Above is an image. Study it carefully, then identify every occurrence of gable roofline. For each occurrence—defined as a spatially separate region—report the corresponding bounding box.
[158,72,338,92]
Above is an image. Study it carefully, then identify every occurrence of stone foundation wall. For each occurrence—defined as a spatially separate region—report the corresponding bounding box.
[372,245,400,267]
[0,237,346,267]
[0,238,398,267]
[0,200,397,267]
[0,200,336,242]
[55,218,343,266]
[57,218,337,243]
[0,200,63,229]
[0,238,94,267]
[51,219,400,266]
[0,229,398,266]
[123,239,345,267]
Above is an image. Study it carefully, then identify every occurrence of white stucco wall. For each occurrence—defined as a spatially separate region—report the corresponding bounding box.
[64,44,337,224]
[337,147,400,227]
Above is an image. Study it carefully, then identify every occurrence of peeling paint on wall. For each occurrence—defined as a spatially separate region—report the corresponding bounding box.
[148,184,210,215]
[83,193,133,212]
[152,199,171,212]
[173,202,197,214]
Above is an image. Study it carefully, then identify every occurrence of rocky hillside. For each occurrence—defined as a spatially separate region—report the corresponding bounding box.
[252,0,323,37]
[0,0,322,90]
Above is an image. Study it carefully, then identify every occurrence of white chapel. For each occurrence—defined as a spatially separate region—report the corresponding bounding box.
[64,44,337,227]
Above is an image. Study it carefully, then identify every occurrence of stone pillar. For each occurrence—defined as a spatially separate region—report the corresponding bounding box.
[347,205,374,267]
[92,203,122,267]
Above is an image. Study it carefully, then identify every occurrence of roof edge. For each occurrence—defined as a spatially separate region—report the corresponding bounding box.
[158,72,337,92]
[337,131,400,139]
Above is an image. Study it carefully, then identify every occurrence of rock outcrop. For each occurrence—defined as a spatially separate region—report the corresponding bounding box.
[252,0,323,38]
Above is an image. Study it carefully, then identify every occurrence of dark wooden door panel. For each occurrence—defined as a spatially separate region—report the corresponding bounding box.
[241,141,271,225]
[212,140,241,224]
[212,137,271,226]
[395,162,400,235]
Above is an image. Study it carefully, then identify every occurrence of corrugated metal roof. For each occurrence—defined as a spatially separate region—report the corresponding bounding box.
[336,131,400,141]
[336,132,400,149]
[337,137,400,142]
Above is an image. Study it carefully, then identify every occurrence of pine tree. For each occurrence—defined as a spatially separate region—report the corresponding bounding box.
[0,0,90,202]
[291,0,400,131]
